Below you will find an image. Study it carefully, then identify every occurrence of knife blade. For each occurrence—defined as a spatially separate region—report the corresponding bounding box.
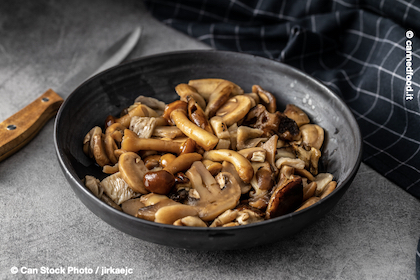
[0,27,142,163]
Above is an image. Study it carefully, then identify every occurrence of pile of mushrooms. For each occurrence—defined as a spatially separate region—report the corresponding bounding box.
[83,79,337,227]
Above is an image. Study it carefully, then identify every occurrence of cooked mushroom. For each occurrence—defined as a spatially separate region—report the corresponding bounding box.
[170,109,219,151]
[295,196,320,212]
[252,85,277,113]
[303,181,317,201]
[187,79,244,101]
[215,95,252,127]
[175,83,207,110]
[319,180,337,199]
[118,152,149,194]
[313,173,334,196]
[284,104,310,127]
[293,144,322,175]
[129,116,157,138]
[203,149,254,183]
[210,209,238,227]
[265,175,303,219]
[300,124,324,150]
[209,116,230,139]
[143,153,202,195]
[100,172,139,205]
[221,161,252,194]
[186,161,241,221]
[152,126,184,139]
[121,129,183,154]
[83,126,110,167]
[202,159,223,176]
[238,147,266,162]
[115,103,160,128]
[173,215,208,227]
[162,100,188,125]
[261,135,278,170]
[121,198,146,216]
[154,204,199,225]
[236,126,265,150]
[136,199,179,221]
[236,208,265,225]
[205,80,233,118]
[188,97,213,134]
[104,123,125,164]
[134,95,166,115]
[275,157,306,170]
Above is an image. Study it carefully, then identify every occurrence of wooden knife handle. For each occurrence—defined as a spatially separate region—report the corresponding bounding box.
[0,89,64,162]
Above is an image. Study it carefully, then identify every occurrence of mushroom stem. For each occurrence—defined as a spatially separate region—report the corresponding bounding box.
[203,149,254,183]
[170,109,219,151]
[121,129,182,154]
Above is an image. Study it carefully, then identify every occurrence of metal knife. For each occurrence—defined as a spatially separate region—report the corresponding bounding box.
[0,27,142,163]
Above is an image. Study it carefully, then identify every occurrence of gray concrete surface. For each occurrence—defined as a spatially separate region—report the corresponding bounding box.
[1,1,419,279]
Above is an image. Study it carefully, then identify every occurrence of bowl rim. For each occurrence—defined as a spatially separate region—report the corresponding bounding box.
[54,49,363,232]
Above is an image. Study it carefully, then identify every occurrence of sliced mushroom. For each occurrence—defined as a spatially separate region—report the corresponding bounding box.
[162,100,188,125]
[186,161,241,221]
[175,83,207,110]
[202,159,223,176]
[188,97,213,134]
[313,173,334,196]
[102,162,119,174]
[275,157,306,170]
[205,80,233,118]
[136,199,179,221]
[100,172,138,205]
[221,161,252,194]
[104,123,125,164]
[252,85,276,113]
[152,126,184,139]
[209,116,230,139]
[303,181,317,201]
[134,95,166,115]
[295,196,320,212]
[236,208,265,225]
[261,134,278,170]
[139,193,170,206]
[143,153,203,195]
[293,144,322,175]
[210,209,238,227]
[319,180,337,199]
[170,109,219,151]
[155,204,199,225]
[83,126,110,167]
[116,103,160,128]
[300,124,324,150]
[119,152,149,194]
[121,198,146,216]
[173,215,207,227]
[203,149,254,183]
[265,175,303,219]
[187,79,244,101]
[236,126,265,150]
[238,147,266,162]
[121,129,183,154]
[215,95,252,127]
[129,116,157,138]
[284,104,310,127]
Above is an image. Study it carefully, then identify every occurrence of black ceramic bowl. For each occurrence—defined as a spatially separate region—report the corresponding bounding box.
[54,50,362,250]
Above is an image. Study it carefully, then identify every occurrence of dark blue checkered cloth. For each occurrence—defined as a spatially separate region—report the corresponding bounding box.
[144,0,420,276]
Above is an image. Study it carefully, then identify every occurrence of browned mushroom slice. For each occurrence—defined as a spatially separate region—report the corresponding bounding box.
[162,100,188,125]
[170,109,219,151]
[187,79,244,101]
[261,134,278,170]
[121,129,183,154]
[134,95,166,115]
[215,95,252,127]
[188,97,213,134]
[205,80,234,118]
[236,126,265,150]
[265,175,303,219]
[119,152,149,194]
[83,126,110,167]
[175,83,207,110]
[136,199,179,221]
[203,149,254,183]
[152,126,184,139]
[173,216,208,227]
[221,161,252,194]
[252,85,277,113]
[155,204,199,225]
[143,153,203,195]
[121,198,146,216]
[300,124,324,150]
[115,103,160,128]
[284,104,310,127]
[186,161,241,221]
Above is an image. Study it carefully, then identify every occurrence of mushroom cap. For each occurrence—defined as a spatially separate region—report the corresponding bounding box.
[119,152,149,194]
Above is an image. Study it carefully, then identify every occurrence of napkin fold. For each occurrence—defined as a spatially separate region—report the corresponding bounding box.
[144,0,420,199]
